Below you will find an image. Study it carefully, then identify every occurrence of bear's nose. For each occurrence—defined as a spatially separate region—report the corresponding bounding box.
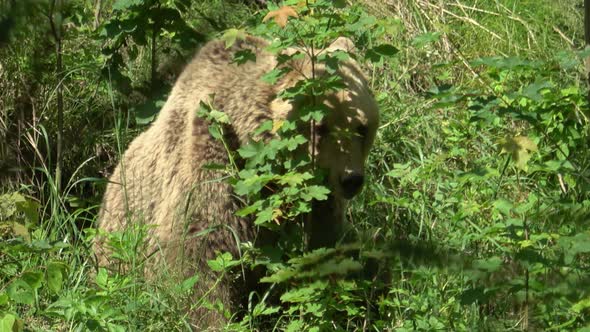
[340,173,364,199]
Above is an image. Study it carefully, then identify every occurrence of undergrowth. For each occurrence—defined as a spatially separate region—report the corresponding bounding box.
[1,0,589,331]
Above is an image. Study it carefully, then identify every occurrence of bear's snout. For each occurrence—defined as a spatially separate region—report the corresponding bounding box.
[340,172,364,199]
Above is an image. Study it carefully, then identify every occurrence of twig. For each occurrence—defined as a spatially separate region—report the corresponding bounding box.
[48,0,64,193]
[93,0,102,30]
[553,26,575,47]
[557,173,568,194]
[424,1,503,41]
[492,0,536,48]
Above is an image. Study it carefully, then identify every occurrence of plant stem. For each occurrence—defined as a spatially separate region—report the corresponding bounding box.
[48,0,63,194]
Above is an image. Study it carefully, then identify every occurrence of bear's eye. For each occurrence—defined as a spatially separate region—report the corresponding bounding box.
[357,125,369,138]
[315,123,330,137]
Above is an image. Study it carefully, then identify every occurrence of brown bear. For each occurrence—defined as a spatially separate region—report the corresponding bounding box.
[95,35,379,329]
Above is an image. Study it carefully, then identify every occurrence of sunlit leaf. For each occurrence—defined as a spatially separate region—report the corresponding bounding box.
[280,281,327,303]
[263,6,299,28]
[46,262,67,294]
[285,319,304,332]
[493,199,513,216]
[0,314,17,332]
[10,222,30,243]
[272,119,284,134]
[498,135,538,171]
[572,297,590,313]
[177,275,199,293]
[14,195,39,224]
[207,252,238,272]
[7,280,34,305]
[112,0,143,10]
[220,28,247,48]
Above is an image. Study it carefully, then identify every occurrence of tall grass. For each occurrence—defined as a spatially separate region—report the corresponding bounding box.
[1,0,588,330]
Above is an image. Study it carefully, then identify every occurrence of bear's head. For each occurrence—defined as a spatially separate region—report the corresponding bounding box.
[271,37,379,202]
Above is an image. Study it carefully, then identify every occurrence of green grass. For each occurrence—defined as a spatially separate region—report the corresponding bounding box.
[352,1,589,330]
[1,0,589,331]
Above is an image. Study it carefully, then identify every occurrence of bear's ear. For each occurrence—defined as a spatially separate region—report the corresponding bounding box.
[326,37,355,53]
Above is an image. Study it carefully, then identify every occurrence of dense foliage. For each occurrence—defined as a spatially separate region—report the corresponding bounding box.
[1,0,589,331]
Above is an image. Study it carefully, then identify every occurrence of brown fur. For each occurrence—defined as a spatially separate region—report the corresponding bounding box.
[95,36,379,330]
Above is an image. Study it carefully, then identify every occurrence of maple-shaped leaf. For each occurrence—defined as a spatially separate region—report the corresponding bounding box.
[263,6,299,28]
[498,135,538,171]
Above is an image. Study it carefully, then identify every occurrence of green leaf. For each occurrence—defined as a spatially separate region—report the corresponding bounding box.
[316,258,362,276]
[299,109,326,122]
[177,275,199,293]
[96,268,109,289]
[365,44,398,63]
[498,136,538,171]
[209,110,230,124]
[0,292,8,305]
[209,125,222,140]
[473,256,502,272]
[261,67,290,85]
[460,287,490,305]
[521,79,552,102]
[254,206,275,225]
[301,186,330,201]
[21,271,43,290]
[278,172,312,187]
[0,314,16,332]
[560,233,590,264]
[412,32,441,48]
[572,297,590,313]
[207,252,237,272]
[386,162,411,178]
[235,200,263,217]
[14,196,39,224]
[280,281,327,303]
[253,120,273,136]
[201,163,227,171]
[220,28,247,48]
[286,135,307,151]
[107,323,126,332]
[305,302,324,317]
[252,303,280,317]
[234,173,273,196]
[112,0,143,11]
[538,160,575,172]
[132,99,165,125]
[285,319,304,332]
[232,49,257,65]
[493,199,513,216]
[332,0,347,8]
[260,268,297,283]
[7,280,34,305]
[11,222,30,243]
[238,141,264,159]
[46,262,66,294]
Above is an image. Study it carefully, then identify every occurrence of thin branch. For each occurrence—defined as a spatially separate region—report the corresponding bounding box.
[48,0,64,193]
